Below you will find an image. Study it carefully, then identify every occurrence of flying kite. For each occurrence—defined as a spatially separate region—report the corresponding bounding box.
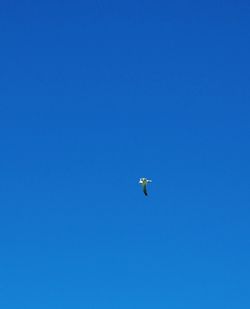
[139,178,152,196]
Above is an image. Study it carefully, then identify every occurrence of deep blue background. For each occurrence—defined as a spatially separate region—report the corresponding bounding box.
[0,1,250,308]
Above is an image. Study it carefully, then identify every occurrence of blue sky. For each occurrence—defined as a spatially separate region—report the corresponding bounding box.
[0,1,250,308]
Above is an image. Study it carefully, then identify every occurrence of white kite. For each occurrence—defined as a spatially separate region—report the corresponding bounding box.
[139,178,152,196]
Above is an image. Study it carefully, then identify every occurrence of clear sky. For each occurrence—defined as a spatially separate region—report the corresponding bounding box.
[0,1,250,308]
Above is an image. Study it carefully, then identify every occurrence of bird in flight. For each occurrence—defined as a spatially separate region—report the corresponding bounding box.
[139,178,152,196]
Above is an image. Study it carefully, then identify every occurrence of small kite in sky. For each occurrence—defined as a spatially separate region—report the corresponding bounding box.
[139,178,152,196]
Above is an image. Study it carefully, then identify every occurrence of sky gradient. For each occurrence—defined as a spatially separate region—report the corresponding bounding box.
[0,1,250,308]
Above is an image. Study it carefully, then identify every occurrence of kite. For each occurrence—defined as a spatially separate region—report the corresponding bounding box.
[139,178,152,196]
